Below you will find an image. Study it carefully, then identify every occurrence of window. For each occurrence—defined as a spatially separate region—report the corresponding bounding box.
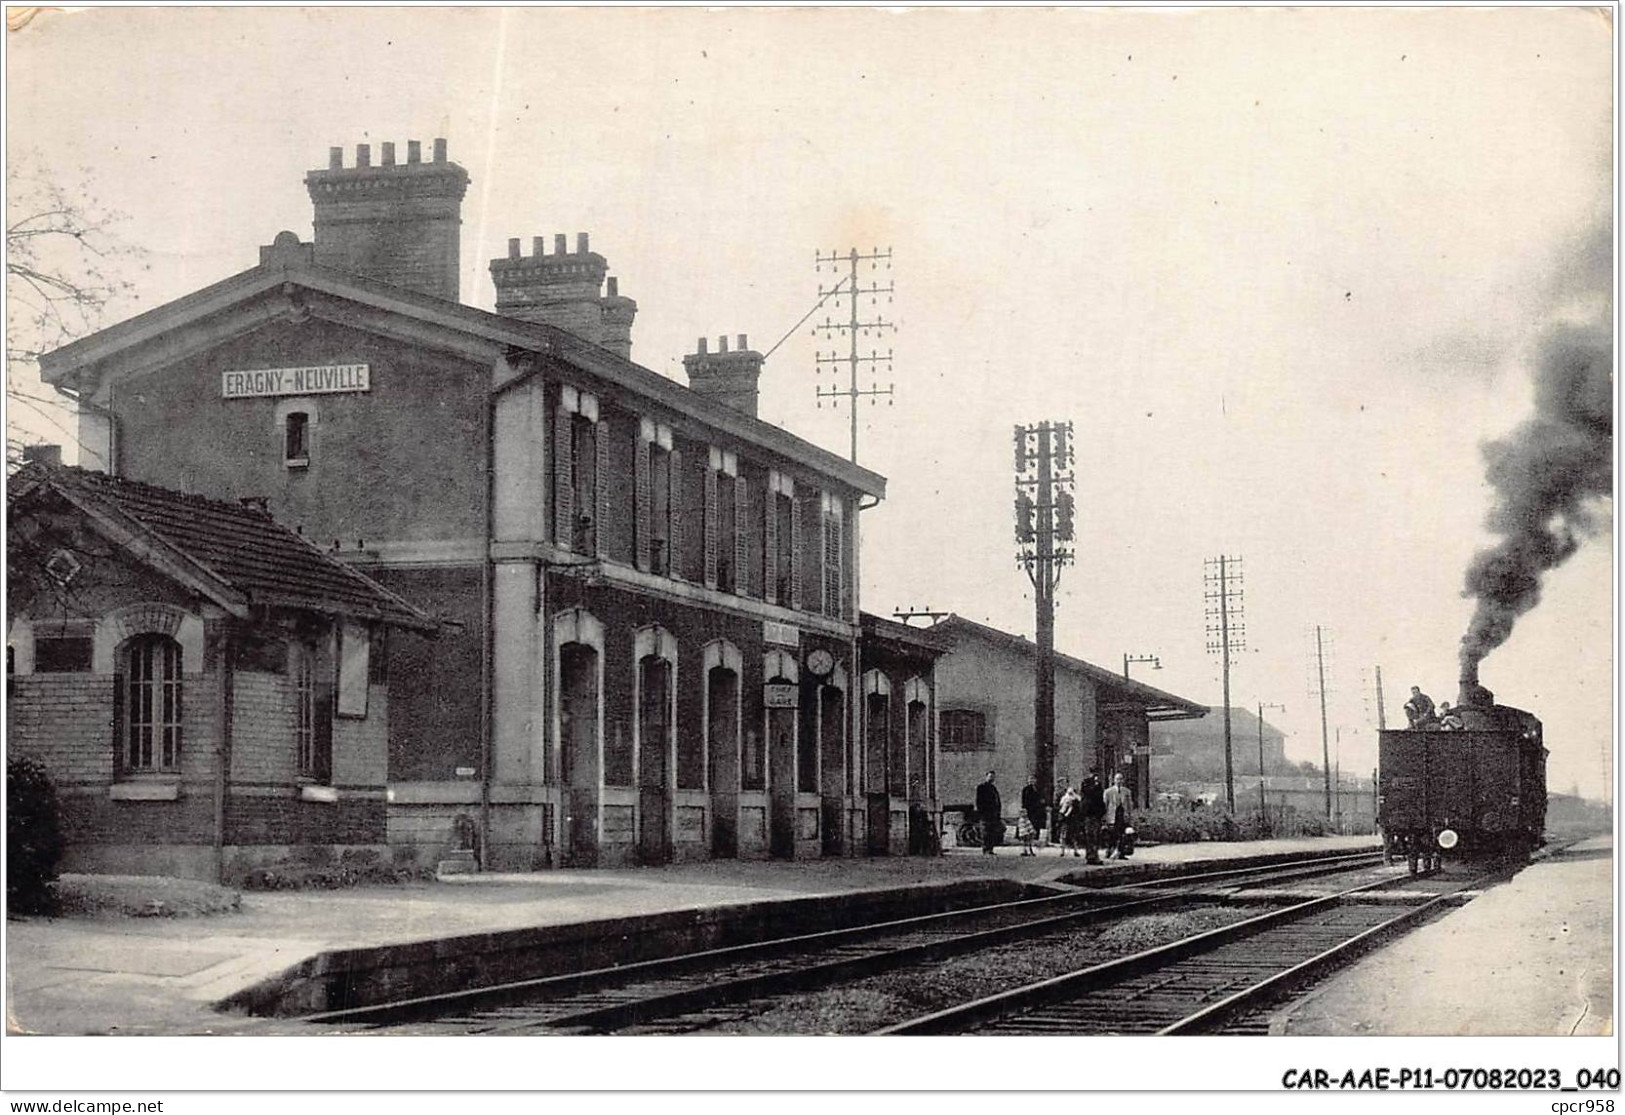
[706,448,739,593]
[294,643,317,776]
[293,642,333,782]
[940,709,989,752]
[765,471,797,606]
[553,387,603,555]
[820,493,844,619]
[118,635,182,772]
[650,441,672,575]
[35,636,92,673]
[570,415,597,553]
[284,412,310,467]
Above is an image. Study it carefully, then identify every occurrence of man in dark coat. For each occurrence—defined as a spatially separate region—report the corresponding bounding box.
[975,770,1002,855]
[1404,686,1437,729]
[1019,776,1045,855]
[1079,767,1107,864]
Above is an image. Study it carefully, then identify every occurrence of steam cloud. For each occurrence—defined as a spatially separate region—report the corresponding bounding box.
[1459,315,1613,677]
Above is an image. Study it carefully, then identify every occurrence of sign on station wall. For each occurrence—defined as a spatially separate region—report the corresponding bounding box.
[221,364,371,399]
[764,682,799,708]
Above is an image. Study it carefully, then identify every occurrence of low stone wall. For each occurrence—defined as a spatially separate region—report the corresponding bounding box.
[220,877,1041,1017]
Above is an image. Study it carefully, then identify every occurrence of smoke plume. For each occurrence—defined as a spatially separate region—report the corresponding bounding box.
[1459,317,1613,676]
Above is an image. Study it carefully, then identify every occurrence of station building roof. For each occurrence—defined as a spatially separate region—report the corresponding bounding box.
[36,253,886,501]
[928,614,1209,722]
[10,463,439,632]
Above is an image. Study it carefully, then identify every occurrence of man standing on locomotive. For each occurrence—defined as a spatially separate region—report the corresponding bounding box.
[1404,685,1437,729]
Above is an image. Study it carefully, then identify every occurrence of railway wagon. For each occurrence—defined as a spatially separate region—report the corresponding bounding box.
[1377,695,1545,872]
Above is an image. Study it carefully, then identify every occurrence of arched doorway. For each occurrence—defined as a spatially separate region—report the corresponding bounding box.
[707,657,741,857]
[559,641,600,866]
[637,652,672,864]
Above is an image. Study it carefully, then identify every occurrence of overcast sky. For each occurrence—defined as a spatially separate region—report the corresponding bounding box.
[8,7,1614,799]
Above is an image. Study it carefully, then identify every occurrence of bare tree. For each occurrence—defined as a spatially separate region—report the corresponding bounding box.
[7,152,147,467]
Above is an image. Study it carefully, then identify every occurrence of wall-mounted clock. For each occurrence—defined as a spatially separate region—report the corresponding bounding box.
[806,648,835,677]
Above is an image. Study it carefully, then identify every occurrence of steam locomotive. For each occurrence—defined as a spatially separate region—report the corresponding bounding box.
[1376,673,1547,873]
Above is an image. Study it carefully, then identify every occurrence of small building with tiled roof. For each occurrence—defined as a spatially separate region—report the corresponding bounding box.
[924,614,1207,826]
[8,463,436,881]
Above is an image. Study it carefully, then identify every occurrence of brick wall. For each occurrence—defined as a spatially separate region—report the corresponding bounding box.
[8,674,116,787]
[111,317,488,546]
[230,670,296,784]
[368,565,483,780]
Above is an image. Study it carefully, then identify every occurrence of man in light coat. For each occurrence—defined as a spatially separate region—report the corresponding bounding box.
[1102,772,1132,859]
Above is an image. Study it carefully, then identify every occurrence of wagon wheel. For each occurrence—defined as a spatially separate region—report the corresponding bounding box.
[958,821,983,847]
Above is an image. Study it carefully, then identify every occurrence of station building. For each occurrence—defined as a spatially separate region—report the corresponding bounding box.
[7,462,436,879]
[34,138,903,871]
[926,615,1208,813]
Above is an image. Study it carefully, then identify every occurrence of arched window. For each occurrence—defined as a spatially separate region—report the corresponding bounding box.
[118,634,182,772]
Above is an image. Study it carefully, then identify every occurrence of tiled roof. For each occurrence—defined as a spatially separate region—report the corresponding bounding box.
[12,464,437,631]
[931,614,1208,720]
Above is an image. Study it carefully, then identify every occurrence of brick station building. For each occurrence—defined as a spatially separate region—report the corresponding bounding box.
[34,138,904,870]
[7,463,436,880]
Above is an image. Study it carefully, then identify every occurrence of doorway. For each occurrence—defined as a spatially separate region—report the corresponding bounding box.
[560,643,599,867]
[637,654,672,865]
[708,664,740,858]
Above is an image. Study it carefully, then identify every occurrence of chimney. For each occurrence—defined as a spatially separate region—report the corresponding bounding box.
[21,444,62,468]
[683,334,764,417]
[305,138,470,302]
[490,231,637,359]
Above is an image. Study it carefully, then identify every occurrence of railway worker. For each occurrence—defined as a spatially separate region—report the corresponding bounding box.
[1437,702,1465,730]
[1404,686,1437,729]
[976,770,1003,855]
[1019,777,1045,855]
[1079,767,1107,864]
[1102,772,1133,859]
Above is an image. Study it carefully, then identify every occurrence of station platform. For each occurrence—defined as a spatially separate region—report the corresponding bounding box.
[1275,835,1614,1036]
[4,834,1378,1035]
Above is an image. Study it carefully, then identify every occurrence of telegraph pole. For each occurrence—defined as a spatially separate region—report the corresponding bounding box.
[1123,653,1160,679]
[814,248,894,463]
[1373,663,1387,730]
[1015,421,1075,814]
[1313,624,1333,819]
[1204,555,1245,813]
[1257,701,1285,834]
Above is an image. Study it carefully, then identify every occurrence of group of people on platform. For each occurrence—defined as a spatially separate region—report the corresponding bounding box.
[1403,686,1465,731]
[975,768,1132,864]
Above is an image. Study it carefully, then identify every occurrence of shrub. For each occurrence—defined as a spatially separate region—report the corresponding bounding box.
[7,755,65,916]
[231,857,435,891]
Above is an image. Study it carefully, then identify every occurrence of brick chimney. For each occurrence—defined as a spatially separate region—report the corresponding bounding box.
[305,138,469,302]
[682,335,763,418]
[488,233,638,359]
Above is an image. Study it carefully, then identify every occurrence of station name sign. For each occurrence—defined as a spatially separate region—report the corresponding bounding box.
[221,364,371,400]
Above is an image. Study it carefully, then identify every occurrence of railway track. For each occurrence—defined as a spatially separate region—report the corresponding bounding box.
[299,849,1384,1034]
[875,861,1513,1036]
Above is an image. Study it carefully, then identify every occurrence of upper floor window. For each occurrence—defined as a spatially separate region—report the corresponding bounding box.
[765,470,797,608]
[820,492,845,619]
[554,386,602,555]
[118,634,182,772]
[707,447,739,593]
[284,411,310,467]
[637,419,678,577]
